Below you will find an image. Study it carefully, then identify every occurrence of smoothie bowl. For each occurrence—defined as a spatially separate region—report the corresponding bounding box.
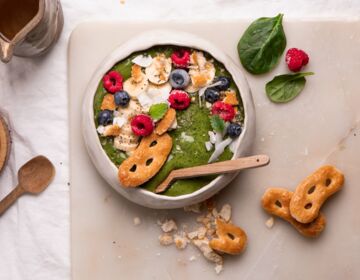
[82,30,255,209]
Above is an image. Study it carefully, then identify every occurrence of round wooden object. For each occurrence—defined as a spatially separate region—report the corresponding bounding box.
[0,115,10,173]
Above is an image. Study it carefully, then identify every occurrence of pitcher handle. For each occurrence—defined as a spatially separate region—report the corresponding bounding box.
[0,40,14,63]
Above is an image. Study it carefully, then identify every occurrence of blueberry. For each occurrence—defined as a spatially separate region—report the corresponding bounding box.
[98,110,113,125]
[215,76,231,91]
[204,88,220,103]
[114,91,130,106]
[227,123,242,138]
[169,69,190,89]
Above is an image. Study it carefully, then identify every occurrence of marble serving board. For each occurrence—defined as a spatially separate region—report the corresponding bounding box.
[68,20,360,279]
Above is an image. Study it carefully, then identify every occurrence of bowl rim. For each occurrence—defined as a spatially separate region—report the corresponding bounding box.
[82,29,255,209]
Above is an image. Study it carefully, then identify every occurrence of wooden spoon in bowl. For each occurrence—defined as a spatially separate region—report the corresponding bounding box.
[0,155,55,216]
[155,154,270,193]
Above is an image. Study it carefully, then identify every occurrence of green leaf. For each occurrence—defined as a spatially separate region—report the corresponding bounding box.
[149,103,169,120]
[238,14,286,75]
[210,115,225,132]
[266,72,314,103]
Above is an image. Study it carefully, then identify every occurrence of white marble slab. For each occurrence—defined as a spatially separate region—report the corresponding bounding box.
[68,21,360,279]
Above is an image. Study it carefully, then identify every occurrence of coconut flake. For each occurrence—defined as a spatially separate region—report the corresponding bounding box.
[132,54,153,67]
[181,132,194,143]
[208,137,233,163]
[208,131,216,144]
[215,132,223,148]
[97,125,105,135]
[113,117,127,128]
[205,141,213,151]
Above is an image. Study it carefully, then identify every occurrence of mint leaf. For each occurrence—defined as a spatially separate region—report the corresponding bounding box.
[210,115,225,132]
[266,72,314,103]
[149,103,169,121]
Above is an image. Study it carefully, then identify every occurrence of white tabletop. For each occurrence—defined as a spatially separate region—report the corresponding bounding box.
[0,1,359,279]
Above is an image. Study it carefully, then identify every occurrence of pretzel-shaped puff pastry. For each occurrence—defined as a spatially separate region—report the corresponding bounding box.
[209,218,247,255]
[262,188,326,238]
[289,165,344,223]
[118,132,172,187]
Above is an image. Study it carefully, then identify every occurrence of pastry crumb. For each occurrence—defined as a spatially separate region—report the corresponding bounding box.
[159,233,174,246]
[160,219,178,233]
[174,234,189,250]
[215,263,223,274]
[184,203,202,213]
[189,255,196,262]
[133,217,141,226]
[219,204,232,222]
[265,217,274,229]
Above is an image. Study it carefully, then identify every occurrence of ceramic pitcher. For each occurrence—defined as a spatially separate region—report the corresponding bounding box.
[0,0,63,63]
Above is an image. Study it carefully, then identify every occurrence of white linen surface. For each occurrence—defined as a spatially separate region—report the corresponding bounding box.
[0,1,359,279]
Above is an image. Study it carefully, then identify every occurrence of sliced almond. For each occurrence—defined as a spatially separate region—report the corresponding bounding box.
[124,65,149,99]
[145,54,172,85]
[155,108,176,135]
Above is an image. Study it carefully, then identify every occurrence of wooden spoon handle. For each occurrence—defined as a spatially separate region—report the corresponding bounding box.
[0,185,25,216]
[155,154,270,193]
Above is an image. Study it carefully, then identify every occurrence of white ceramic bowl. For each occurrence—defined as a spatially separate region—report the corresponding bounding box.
[82,30,255,209]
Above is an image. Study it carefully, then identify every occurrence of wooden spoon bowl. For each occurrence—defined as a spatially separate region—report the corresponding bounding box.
[0,115,10,173]
[0,155,55,216]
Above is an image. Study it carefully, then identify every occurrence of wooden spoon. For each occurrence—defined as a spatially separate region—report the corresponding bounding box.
[0,155,55,216]
[155,154,270,193]
[0,115,10,173]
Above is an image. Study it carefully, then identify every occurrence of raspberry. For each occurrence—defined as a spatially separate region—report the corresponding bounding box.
[103,71,123,93]
[286,48,309,72]
[168,90,191,110]
[211,101,235,121]
[131,114,154,136]
[171,49,190,68]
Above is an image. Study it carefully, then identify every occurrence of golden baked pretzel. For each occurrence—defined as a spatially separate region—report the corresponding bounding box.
[118,132,172,187]
[262,188,326,238]
[209,218,247,255]
[289,165,344,223]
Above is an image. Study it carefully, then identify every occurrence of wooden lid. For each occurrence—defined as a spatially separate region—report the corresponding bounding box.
[0,115,10,173]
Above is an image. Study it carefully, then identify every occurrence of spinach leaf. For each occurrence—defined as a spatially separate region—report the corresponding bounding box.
[238,14,286,74]
[266,72,314,103]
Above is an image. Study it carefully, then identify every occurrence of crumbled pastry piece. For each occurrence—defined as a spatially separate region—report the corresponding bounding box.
[160,219,178,233]
[197,227,207,239]
[101,94,116,110]
[188,51,215,89]
[155,108,176,136]
[219,204,232,222]
[215,263,224,274]
[189,255,196,262]
[210,218,247,255]
[265,217,274,229]
[103,124,121,137]
[123,65,149,98]
[262,188,326,238]
[174,234,189,250]
[159,233,174,246]
[187,231,199,240]
[118,132,173,187]
[184,203,202,213]
[145,54,172,85]
[289,165,344,223]
[193,239,223,265]
[133,217,141,226]
[212,208,219,218]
